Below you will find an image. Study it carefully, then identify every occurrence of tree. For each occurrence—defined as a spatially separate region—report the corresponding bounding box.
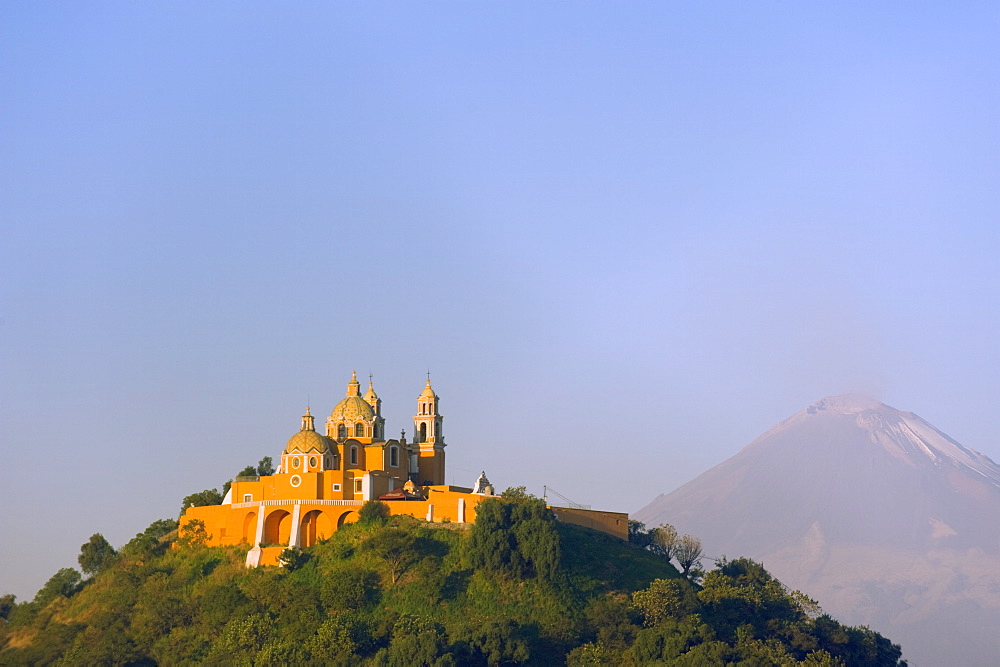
[499,486,535,501]
[234,456,275,481]
[177,519,210,548]
[510,500,562,580]
[582,594,640,649]
[632,578,700,627]
[567,641,626,665]
[33,568,82,607]
[321,568,380,611]
[383,615,453,665]
[467,497,562,581]
[630,616,721,663]
[179,488,223,517]
[278,547,310,570]
[305,617,358,663]
[78,533,117,575]
[0,593,16,620]
[143,518,179,540]
[458,618,530,665]
[206,613,273,663]
[121,518,178,560]
[698,558,811,639]
[257,456,275,476]
[675,534,703,577]
[358,499,391,524]
[360,527,418,584]
[629,520,654,549]
[651,523,679,561]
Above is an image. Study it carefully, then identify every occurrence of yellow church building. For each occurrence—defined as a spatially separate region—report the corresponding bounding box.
[181,373,628,566]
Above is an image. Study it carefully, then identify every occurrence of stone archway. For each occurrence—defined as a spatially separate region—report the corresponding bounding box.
[242,511,258,544]
[263,509,292,545]
[299,510,333,547]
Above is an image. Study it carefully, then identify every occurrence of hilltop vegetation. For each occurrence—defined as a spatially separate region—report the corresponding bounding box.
[0,498,905,665]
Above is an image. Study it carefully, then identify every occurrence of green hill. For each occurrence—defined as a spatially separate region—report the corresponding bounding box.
[0,498,904,665]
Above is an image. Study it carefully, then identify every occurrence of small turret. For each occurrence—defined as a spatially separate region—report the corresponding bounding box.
[472,471,494,495]
[362,375,385,440]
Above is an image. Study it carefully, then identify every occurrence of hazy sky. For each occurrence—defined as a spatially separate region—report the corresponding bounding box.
[2,2,999,600]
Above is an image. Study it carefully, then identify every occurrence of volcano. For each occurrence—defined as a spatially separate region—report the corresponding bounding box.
[636,394,1000,665]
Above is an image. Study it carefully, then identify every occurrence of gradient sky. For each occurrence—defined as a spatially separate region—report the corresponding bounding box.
[2,2,999,600]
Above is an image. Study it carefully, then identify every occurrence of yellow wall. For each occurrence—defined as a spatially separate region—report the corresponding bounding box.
[180,490,629,556]
[180,484,497,550]
[547,506,630,541]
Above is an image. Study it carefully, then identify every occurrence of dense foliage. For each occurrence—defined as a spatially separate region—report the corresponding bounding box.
[0,499,905,665]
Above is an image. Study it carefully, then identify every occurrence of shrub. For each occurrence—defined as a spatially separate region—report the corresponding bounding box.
[359,499,391,524]
[321,567,380,611]
[278,547,310,571]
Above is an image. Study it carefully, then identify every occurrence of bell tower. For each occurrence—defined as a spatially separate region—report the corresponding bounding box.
[413,376,446,485]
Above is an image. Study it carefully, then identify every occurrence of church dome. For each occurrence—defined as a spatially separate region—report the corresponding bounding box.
[330,371,375,426]
[285,407,331,454]
[330,395,375,422]
[285,428,331,454]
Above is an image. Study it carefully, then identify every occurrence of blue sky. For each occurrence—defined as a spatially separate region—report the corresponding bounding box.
[2,2,999,600]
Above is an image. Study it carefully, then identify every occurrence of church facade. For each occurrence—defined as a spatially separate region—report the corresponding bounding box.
[181,373,628,566]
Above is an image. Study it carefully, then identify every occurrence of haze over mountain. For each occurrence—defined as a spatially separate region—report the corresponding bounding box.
[636,394,1000,666]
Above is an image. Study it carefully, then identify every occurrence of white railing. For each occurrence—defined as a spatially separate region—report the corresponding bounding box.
[231,499,364,509]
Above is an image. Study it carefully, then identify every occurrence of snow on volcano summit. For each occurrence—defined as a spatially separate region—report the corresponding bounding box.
[766,394,1000,488]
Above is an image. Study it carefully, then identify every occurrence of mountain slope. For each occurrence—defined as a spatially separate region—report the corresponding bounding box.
[636,394,1000,665]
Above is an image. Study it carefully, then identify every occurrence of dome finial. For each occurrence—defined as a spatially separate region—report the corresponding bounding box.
[346,371,361,397]
[301,407,315,432]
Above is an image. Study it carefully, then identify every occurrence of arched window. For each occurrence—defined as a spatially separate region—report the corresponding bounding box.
[338,424,347,439]
[350,446,358,466]
[419,422,427,443]
[389,446,399,467]
[355,423,364,437]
